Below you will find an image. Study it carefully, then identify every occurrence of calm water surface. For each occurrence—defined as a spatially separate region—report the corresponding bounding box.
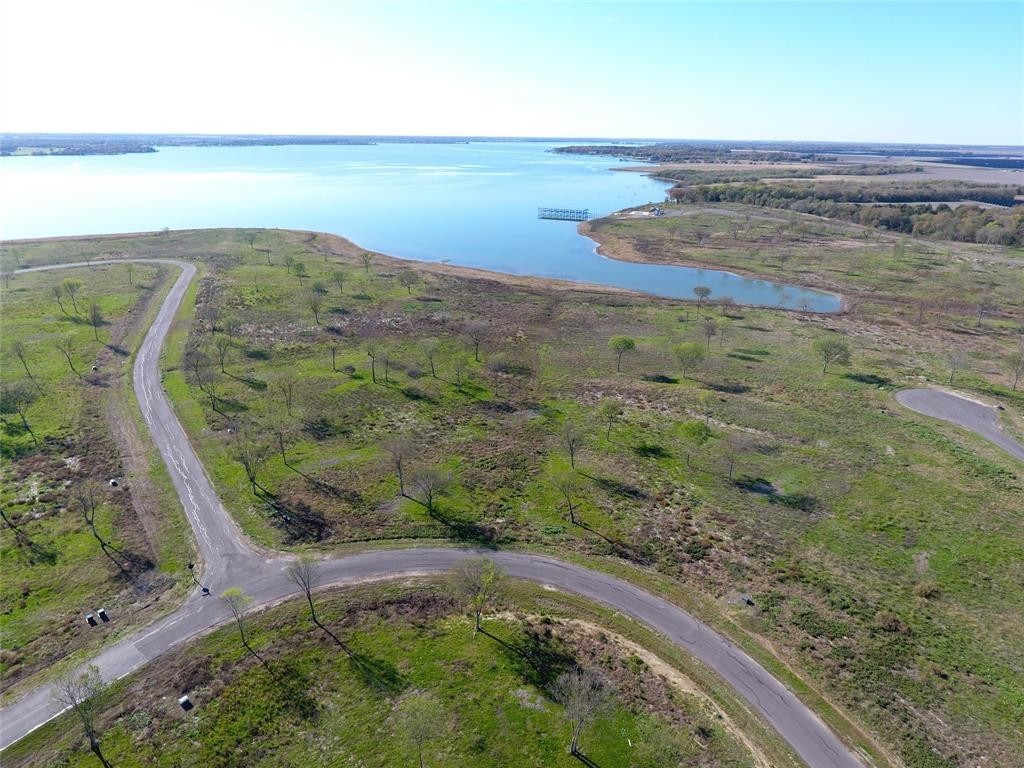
[0,142,839,310]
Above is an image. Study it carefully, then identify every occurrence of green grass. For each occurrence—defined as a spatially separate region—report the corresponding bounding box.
[3,583,760,768]
[0,262,192,692]
[4,223,1022,767]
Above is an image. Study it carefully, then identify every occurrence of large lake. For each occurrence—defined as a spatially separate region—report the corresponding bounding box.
[0,142,839,311]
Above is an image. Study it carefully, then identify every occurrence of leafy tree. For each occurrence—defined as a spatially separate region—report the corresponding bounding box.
[293,261,308,285]
[608,335,636,372]
[551,471,582,525]
[1011,349,1024,391]
[51,284,68,315]
[332,268,349,294]
[398,270,418,294]
[10,339,35,381]
[360,252,374,275]
[54,665,113,768]
[551,667,610,757]
[674,342,705,379]
[221,587,269,671]
[451,556,504,634]
[813,337,851,373]
[308,291,323,324]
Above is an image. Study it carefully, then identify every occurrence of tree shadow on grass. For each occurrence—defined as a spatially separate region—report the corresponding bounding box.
[348,651,408,698]
[273,659,319,720]
[581,473,648,501]
[734,475,820,514]
[498,625,576,689]
[844,372,891,386]
[632,442,670,459]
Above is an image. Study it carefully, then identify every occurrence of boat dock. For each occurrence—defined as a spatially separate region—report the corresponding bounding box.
[538,207,589,221]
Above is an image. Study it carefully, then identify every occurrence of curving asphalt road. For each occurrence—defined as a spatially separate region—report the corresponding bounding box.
[0,259,865,768]
[896,388,1024,462]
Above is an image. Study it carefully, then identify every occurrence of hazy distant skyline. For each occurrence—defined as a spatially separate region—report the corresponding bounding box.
[1,1,1020,145]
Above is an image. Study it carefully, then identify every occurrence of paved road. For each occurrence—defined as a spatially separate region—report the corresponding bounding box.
[1,259,865,767]
[896,389,1024,462]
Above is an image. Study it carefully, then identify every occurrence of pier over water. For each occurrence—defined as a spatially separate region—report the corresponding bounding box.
[538,207,589,221]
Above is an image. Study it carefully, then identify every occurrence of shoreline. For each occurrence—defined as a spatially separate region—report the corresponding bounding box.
[3,224,846,314]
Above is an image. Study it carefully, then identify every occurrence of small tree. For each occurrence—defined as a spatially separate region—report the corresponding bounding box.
[293,261,308,285]
[56,334,81,378]
[608,335,636,372]
[1010,350,1024,392]
[393,691,443,768]
[383,438,415,496]
[54,665,113,768]
[287,555,352,653]
[674,342,705,379]
[597,399,622,441]
[551,471,582,525]
[718,296,736,316]
[551,667,610,757]
[88,302,104,342]
[360,252,374,275]
[813,337,851,374]
[51,284,68,315]
[234,440,268,495]
[411,468,451,518]
[63,278,83,313]
[465,320,488,362]
[365,340,379,384]
[278,374,297,416]
[562,422,584,470]
[11,339,34,381]
[332,268,348,294]
[308,291,323,325]
[451,556,504,634]
[1,380,38,443]
[692,285,711,316]
[125,262,134,286]
[213,335,232,373]
[221,587,267,669]
[948,349,966,385]
[452,355,471,390]
[702,317,718,351]
[398,270,418,294]
[421,339,440,378]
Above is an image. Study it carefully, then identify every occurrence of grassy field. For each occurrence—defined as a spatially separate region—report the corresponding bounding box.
[2,220,1022,767]
[0,259,193,693]
[2,582,760,768]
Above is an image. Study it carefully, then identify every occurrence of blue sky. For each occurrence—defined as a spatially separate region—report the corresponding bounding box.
[1,0,1020,144]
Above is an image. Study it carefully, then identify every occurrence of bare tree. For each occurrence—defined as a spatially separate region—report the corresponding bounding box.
[1,380,38,443]
[360,252,374,275]
[465,320,489,362]
[57,335,82,378]
[551,471,582,526]
[329,342,340,372]
[54,665,113,768]
[244,230,258,251]
[597,399,622,441]
[287,556,352,654]
[125,262,134,286]
[411,468,451,518]
[397,270,418,294]
[11,340,35,383]
[702,317,718,351]
[88,302,104,342]
[451,556,504,634]
[63,278,83,313]
[452,355,470,390]
[421,339,440,378]
[213,335,232,373]
[277,374,297,416]
[551,667,610,757]
[383,438,416,496]
[221,587,271,673]
[234,439,268,495]
[75,480,130,578]
[562,423,584,470]
[724,432,753,481]
[365,340,379,384]
[51,284,68,315]
[718,296,736,317]
[393,691,443,768]
[948,349,967,386]
[1011,350,1024,392]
